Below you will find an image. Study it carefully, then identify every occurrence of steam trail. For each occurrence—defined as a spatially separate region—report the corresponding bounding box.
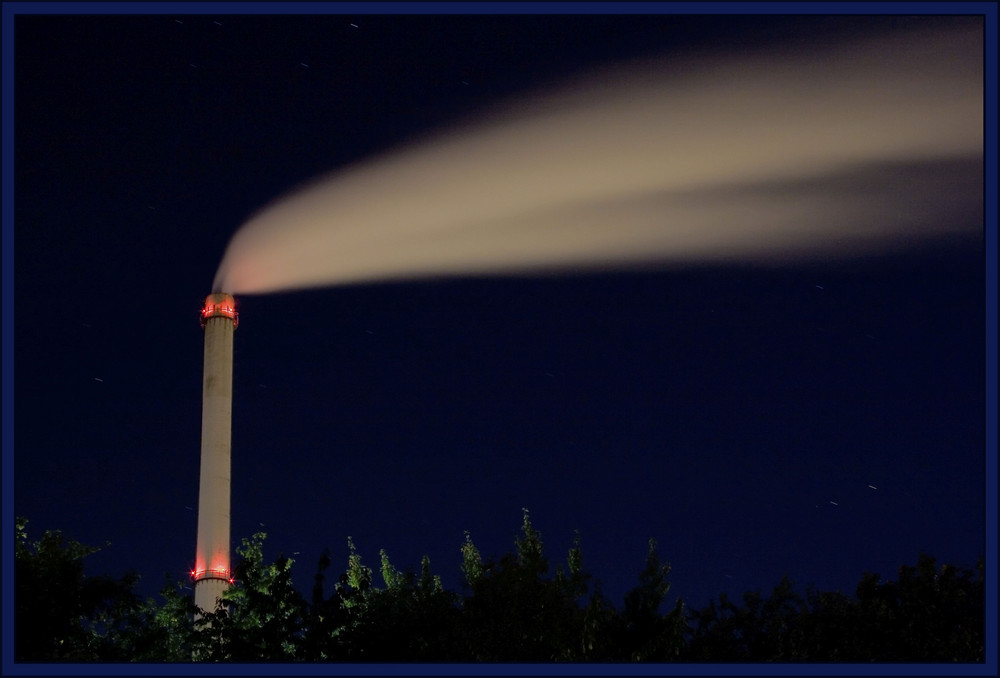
[213,20,982,295]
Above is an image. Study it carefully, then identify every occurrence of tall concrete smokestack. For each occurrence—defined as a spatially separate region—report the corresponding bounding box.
[193,293,237,614]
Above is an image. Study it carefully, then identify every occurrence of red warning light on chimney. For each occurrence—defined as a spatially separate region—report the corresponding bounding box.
[200,293,238,328]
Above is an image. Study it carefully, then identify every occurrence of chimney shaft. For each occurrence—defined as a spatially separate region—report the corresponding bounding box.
[194,293,237,614]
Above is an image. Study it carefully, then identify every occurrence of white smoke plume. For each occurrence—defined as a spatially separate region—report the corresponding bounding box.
[213,19,983,295]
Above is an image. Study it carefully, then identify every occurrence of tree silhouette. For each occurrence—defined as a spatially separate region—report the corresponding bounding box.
[455,508,594,660]
[12,514,985,662]
[14,517,142,661]
[684,555,985,662]
[193,532,306,661]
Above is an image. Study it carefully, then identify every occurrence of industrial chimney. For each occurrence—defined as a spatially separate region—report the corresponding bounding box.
[193,293,238,614]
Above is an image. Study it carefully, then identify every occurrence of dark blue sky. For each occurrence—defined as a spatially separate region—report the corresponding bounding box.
[6,5,994,634]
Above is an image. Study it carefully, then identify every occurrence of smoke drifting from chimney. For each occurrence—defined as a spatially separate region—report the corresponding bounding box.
[212,20,982,296]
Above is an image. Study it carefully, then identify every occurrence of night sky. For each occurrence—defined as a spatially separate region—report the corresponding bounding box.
[7,3,994,632]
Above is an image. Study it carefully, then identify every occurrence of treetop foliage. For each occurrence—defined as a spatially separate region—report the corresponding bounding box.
[13,512,985,663]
